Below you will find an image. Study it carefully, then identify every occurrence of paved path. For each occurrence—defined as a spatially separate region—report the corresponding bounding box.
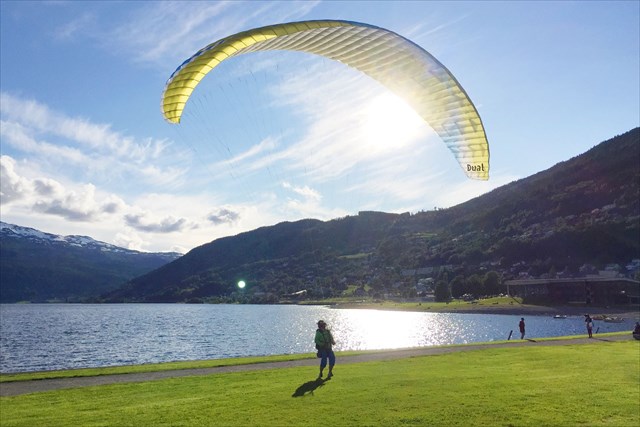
[1,335,635,397]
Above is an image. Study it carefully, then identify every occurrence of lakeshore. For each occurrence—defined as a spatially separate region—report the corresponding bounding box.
[328,300,640,319]
[2,302,637,375]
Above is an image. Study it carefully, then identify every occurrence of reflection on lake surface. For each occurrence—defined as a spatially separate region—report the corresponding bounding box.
[0,304,636,373]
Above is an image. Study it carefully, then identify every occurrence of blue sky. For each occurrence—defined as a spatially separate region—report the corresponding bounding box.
[1,1,638,253]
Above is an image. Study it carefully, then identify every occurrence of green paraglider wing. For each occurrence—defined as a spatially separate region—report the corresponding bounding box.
[161,20,489,180]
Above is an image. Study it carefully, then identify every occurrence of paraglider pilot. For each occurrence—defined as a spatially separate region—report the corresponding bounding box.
[315,320,336,379]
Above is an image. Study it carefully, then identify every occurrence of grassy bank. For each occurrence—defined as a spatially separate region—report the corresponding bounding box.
[0,353,316,383]
[1,340,638,426]
[330,296,536,313]
[0,333,624,383]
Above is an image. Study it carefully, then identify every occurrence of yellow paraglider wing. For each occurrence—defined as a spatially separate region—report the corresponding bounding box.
[161,20,489,180]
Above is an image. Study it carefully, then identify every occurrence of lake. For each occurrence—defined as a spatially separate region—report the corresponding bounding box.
[0,304,636,373]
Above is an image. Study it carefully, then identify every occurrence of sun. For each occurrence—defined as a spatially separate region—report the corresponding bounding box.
[361,92,426,153]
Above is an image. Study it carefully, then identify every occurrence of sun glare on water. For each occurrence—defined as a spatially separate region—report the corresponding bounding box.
[361,92,426,153]
[335,309,441,350]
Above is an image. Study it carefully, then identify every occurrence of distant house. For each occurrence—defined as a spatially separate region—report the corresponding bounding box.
[505,277,640,305]
[282,290,307,300]
[415,278,434,294]
[420,292,435,302]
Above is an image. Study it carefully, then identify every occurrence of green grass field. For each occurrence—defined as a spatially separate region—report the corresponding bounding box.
[1,340,638,426]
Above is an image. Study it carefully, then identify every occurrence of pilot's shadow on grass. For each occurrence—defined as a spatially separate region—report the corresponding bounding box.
[292,377,329,397]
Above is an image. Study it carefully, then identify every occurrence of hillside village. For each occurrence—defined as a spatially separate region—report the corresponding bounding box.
[99,129,639,305]
[231,254,640,305]
[2,130,638,304]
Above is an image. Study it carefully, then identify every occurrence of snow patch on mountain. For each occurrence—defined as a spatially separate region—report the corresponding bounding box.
[0,222,180,257]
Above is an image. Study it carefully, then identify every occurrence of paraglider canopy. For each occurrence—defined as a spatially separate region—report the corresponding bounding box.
[162,20,489,180]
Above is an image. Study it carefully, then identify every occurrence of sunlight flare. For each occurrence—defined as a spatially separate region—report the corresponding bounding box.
[361,93,425,154]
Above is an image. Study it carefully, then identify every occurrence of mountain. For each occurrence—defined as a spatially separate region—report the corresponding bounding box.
[103,128,640,303]
[0,222,182,302]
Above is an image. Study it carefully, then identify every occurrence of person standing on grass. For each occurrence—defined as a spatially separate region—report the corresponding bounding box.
[519,318,526,339]
[315,320,336,379]
[584,314,594,338]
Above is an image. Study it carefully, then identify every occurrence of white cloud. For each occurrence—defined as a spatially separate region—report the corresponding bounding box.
[107,1,321,66]
[112,2,233,64]
[32,178,65,197]
[1,93,170,161]
[113,230,148,252]
[214,136,280,173]
[282,181,321,201]
[1,165,128,223]
[0,92,189,188]
[207,207,241,225]
[2,154,159,229]
[124,212,190,233]
[0,156,31,204]
[280,181,346,221]
[1,119,89,165]
[54,12,97,41]
[33,184,102,222]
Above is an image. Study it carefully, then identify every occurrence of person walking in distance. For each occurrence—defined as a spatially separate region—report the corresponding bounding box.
[315,320,336,379]
[584,314,594,338]
[519,318,526,339]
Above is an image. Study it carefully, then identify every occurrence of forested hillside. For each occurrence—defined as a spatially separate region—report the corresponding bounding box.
[104,128,639,303]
